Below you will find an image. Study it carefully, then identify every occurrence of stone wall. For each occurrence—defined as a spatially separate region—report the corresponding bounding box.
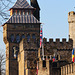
[38,60,51,75]
[61,63,75,75]
[39,38,73,62]
[19,38,39,75]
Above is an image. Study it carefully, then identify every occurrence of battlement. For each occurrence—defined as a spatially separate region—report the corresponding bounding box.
[61,63,75,75]
[43,38,73,44]
[68,11,75,16]
[38,38,73,63]
[68,11,75,23]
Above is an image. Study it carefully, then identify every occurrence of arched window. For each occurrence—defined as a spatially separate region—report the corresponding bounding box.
[27,34,30,42]
[32,34,35,39]
[22,34,25,39]
[16,34,20,43]
[11,34,14,42]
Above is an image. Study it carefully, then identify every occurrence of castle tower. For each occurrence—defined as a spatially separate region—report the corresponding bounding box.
[3,0,40,75]
[30,0,40,21]
[68,11,75,48]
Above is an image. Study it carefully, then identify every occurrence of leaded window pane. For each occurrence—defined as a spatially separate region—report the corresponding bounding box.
[27,34,30,42]
[22,34,25,39]
[11,34,14,42]
[16,35,20,43]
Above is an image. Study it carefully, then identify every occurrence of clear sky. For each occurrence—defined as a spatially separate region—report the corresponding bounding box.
[0,0,75,52]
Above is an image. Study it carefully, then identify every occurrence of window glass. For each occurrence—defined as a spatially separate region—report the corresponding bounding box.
[25,12,26,15]
[17,10,19,15]
[27,34,30,42]
[29,11,31,15]
[22,34,25,39]
[11,34,14,42]
[17,10,20,15]
[16,35,20,43]
[25,12,28,15]
[43,60,46,67]
[13,10,16,15]
[23,11,24,15]
[32,34,35,39]
[21,10,23,15]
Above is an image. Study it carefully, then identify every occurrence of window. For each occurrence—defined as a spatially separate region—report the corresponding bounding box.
[17,10,19,15]
[42,60,46,67]
[13,10,16,15]
[23,11,25,15]
[27,34,30,42]
[22,34,25,39]
[29,11,31,15]
[11,34,14,42]
[32,34,35,39]
[21,10,24,15]
[17,10,20,15]
[16,34,20,43]
[25,12,28,15]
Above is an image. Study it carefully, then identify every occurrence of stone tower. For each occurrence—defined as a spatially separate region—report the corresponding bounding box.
[3,0,40,75]
[68,11,75,48]
[30,0,40,21]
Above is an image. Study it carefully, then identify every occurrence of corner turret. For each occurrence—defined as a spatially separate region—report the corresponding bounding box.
[30,0,40,21]
[68,11,75,48]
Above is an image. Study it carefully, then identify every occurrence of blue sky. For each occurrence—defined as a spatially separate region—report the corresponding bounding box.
[0,0,75,52]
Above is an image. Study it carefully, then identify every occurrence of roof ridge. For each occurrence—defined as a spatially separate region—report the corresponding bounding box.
[10,0,34,9]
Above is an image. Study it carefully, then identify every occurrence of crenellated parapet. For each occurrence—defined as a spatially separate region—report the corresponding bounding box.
[68,11,75,23]
[39,38,73,62]
[43,38,73,49]
[61,63,75,75]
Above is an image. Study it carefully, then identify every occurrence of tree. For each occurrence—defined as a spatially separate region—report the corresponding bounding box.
[0,0,14,25]
[0,52,5,75]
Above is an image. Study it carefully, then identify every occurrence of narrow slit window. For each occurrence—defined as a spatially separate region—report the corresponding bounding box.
[27,34,30,42]
[16,35,20,43]
[42,60,46,67]
[11,34,14,42]
[22,34,25,39]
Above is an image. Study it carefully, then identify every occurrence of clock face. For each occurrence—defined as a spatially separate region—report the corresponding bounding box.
[16,35,20,43]
[11,34,14,42]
